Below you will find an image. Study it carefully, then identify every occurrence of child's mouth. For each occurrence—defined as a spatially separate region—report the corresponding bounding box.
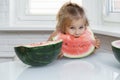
[74,36,80,38]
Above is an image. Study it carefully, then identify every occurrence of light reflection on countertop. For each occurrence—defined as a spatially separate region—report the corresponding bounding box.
[0,52,120,80]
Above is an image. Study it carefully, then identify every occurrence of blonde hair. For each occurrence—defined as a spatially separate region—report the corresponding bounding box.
[56,2,89,34]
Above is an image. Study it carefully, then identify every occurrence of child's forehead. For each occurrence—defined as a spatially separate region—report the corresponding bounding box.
[71,18,84,24]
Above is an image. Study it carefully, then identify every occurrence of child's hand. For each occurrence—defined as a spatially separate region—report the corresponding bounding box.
[92,36,100,54]
[57,52,64,59]
[95,36,100,49]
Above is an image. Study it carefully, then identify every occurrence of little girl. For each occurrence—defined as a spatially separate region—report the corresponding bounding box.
[48,2,100,58]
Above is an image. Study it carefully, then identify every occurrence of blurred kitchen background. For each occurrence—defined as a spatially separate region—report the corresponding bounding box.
[0,0,120,62]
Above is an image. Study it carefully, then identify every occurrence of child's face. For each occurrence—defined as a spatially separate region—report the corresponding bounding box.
[66,19,86,38]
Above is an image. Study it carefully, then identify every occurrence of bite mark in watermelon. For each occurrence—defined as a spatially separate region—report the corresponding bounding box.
[54,27,95,58]
[14,40,62,66]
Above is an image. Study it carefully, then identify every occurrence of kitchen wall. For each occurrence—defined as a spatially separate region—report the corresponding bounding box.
[0,0,9,26]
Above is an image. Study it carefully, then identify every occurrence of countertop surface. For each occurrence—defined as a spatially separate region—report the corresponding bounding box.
[0,51,120,80]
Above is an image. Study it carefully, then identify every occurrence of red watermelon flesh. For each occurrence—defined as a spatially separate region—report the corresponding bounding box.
[54,27,95,58]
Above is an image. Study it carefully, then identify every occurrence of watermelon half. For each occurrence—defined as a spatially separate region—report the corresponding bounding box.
[14,40,62,66]
[54,27,95,58]
[111,40,120,63]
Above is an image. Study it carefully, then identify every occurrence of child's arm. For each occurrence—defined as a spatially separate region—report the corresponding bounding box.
[57,51,64,59]
[48,31,64,59]
[92,36,100,54]
[95,36,100,49]
[48,31,58,41]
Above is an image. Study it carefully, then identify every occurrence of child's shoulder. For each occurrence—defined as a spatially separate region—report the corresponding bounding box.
[48,30,60,41]
[51,30,60,36]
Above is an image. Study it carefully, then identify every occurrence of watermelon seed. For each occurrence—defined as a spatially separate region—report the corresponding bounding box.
[64,43,68,45]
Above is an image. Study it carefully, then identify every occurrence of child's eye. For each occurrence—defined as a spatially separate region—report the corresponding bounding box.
[79,26,84,29]
[70,26,75,29]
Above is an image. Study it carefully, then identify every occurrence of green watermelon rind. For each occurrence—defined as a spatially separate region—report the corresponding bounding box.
[111,40,120,49]
[111,40,120,62]
[14,40,62,66]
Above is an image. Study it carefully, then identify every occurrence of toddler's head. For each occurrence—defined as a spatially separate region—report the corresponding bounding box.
[56,2,89,37]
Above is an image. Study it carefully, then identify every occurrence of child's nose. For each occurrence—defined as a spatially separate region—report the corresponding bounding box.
[75,30,79,35]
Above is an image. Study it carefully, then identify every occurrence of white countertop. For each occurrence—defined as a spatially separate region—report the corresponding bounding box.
[0,51,120,80]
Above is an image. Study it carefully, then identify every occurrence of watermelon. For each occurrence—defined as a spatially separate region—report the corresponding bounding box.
[111,40,120,63]
[54,27,95,58]
[14,40,62,66]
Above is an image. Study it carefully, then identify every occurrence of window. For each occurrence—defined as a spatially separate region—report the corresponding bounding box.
[103,0,120,22]
[9,0,82,30]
